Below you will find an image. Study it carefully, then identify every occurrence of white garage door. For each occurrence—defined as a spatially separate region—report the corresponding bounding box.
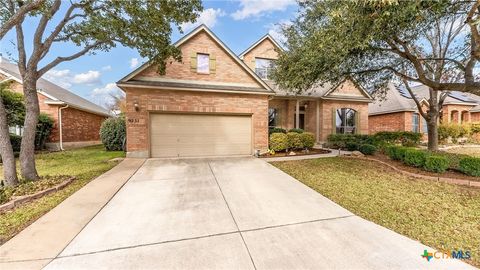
[150,114,252,158]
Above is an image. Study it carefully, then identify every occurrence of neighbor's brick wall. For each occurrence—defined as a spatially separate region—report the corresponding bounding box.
[136,31,262,87]
[60,107,106,142]
[125,88,269,155]
[242,38,279,70]
[471,112,480,122]
[369,112,407,134]
[441,104,475,123]
[319,100,369,141]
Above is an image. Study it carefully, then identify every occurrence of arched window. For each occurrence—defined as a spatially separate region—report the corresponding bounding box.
[336,108,357,134]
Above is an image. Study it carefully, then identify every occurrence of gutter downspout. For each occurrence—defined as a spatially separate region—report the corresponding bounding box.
[58,104,69,151]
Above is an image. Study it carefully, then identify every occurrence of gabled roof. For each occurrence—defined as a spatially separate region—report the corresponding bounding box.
[0,58,111,117]
[118,24,274,94]
[238,34,283,59]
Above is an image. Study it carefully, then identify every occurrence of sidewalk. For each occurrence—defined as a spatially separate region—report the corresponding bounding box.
[0,158,145,270]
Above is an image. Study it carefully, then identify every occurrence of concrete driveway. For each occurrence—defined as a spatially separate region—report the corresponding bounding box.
[44,157,474,270]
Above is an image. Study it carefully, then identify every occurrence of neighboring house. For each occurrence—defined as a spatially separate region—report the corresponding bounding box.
[117,25,373,158]
[0,58,111,150]
[369,83,480,135]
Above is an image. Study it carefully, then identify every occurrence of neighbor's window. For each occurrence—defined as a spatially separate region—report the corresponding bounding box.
[197,53,209,73]
[336,108,356,134]
[255,58,274,80]
[412,113,420,133]
[268,108,278,127]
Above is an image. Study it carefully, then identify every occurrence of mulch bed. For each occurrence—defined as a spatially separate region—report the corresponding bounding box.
[260,148,331,158]
[371,153,480,182]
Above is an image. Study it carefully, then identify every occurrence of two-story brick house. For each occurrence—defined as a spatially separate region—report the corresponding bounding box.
[369,83,480,135]
[0,58,111,150]
[118,25,372,158]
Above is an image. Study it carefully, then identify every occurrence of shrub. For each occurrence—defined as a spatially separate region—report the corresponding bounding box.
[404,149,427,167]
[373,131,421,146]
[1,85,25,126]
[35,113,54,150]
[385,145,398,159]
[386,146,411,161]
[286,132,303,150]
[459,157,480,177]
[10,134,21,152]
[396,147,412,162]
[424,155,449,173]
[100,116,126,151]
[346,142,359,151]
[327,134,376,149]
[269,133,288,151]
[269,127,286,135]
[438,123,471,143]
[300,132,315,149]
[288,128,304,134]
[359,144,377,155]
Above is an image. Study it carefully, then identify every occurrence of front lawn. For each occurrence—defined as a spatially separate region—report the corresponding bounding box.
[0,145,124,244]
[443,147,480,158]
[272,157,480,267]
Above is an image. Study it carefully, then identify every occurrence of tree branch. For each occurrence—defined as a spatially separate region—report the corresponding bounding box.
[0,0,45,40]
[38,42,103,76]
[401,78,428,120]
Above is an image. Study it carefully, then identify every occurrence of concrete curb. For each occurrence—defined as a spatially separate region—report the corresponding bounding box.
[345,156,480,188]
[0,177,76,212]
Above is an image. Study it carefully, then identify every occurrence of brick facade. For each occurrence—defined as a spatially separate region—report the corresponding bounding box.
[471,112,480,122]
[242,38,279,70]
[2,77,106,147]
[441,104,475,124]
[125,88,268,157]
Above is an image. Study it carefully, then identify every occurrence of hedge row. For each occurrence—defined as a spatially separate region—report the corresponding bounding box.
[269,132,315,151]
[327,131,422,151]
[385,145,480,176]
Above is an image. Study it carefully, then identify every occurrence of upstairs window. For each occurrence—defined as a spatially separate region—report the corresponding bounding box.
[197,53,210,73]
[255,58,274,80]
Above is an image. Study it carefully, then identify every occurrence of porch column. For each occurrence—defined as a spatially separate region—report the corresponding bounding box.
[295,99,300,129]
[316,99,320,142]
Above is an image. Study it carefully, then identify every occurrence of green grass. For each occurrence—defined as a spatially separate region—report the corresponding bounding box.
[444,147,480,158]
[0,145,124,243]
[272,157,480,267]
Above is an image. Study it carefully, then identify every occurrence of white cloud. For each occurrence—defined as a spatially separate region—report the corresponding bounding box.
[267,20,293,45]
[130,58,139,69]
[102,65,112,71]
[232,0,295,20]
[43,69,102,88]
[91,82,125,108]
[43,69,73,88]
[72,70,101,84]
[181,8,226,31]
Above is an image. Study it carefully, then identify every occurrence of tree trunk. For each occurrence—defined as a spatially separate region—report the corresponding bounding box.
[19,78,40,181]
[0,94,19,186]
[426,90,440,151]
[427,119,439,151]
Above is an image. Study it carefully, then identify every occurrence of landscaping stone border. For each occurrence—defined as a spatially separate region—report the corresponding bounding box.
[0,177,76,212]
[345,156,480,188]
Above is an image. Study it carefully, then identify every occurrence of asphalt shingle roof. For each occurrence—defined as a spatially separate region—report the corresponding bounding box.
[0,58,111,117]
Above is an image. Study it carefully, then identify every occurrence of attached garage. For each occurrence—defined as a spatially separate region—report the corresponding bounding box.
[150,113,252,158]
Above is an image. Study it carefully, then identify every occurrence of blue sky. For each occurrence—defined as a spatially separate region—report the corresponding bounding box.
[0,0,298,108]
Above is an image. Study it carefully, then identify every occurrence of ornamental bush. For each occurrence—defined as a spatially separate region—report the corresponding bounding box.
[359,144,377,155]
[300,132,315,149]
[288,128,304,134]
[269,127,287,135]
[35,113,54,150]
[459,157,480,177]
[287,132,303,150]
[100,116,126,151]
[269,133,288,151]
[373,131,421,146]
[10,134,22,152]
[346,142,359,151]
[404,149,427,167]
[424,155,449,173]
